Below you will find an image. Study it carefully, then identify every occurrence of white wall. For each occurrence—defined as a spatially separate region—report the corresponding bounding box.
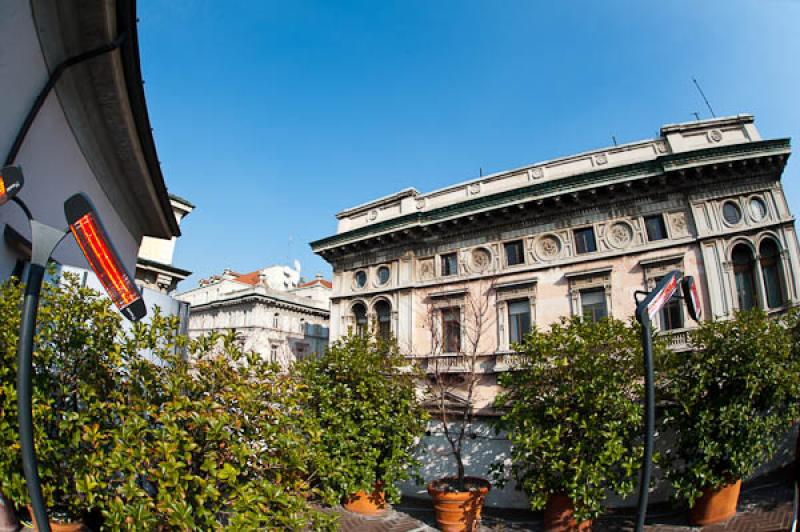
[0,0,139,279]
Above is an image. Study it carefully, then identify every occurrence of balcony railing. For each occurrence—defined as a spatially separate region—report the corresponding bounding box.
[410,328,697,375]
[410,352,528,374]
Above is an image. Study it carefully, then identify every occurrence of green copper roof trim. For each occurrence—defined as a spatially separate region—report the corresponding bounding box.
[311,138,790,251]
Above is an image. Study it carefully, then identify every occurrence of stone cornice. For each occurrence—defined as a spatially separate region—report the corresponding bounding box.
[312,139,790,254]
[190,292,330,317]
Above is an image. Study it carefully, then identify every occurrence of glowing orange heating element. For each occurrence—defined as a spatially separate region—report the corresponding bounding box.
[70,212,139,309]
[0,177,6,200]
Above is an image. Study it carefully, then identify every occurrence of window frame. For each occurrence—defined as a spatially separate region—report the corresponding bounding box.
[507,299,532,345]
[440,252,459,277]
[732,243,758,311]
[354,270,368,289]
[567,267,612,321]
[352,302,368,336]
[573,226,598,255]
[644,214,668,242]
[374,300,392,340]
[759,238,785,309]
[579,288,608,322]
[441,306,462,353]
[504,240,526,267]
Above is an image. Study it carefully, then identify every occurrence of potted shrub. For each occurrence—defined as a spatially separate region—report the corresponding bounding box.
[493,316,660,531]
[660,309,800,525]
[298,331,427,515]
[420,281,495,532]
[0,276,121,530]
[94,320,336,531]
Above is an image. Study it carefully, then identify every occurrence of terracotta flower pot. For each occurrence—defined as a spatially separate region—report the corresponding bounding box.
[343,481,388,515]
[688,479,741,526]
[0,492,18,532]
[543,493,592,532]
[427,476,491,532]
[26,505,86,532]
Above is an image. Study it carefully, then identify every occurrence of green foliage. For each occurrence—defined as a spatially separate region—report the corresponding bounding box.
[493,317,660,522]
[0,274,123,521]
[95,323,335,531]
[660,309,800,506]
[298,332,428,505]
[0,276,336,530]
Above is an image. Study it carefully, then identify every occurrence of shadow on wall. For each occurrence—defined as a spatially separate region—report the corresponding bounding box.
[399,419,799,510]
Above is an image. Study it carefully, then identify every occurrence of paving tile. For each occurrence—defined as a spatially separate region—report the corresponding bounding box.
[323,466,796,531]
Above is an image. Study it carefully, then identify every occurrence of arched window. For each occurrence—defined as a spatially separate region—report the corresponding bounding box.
[375,300,392,340]
[273,313,280,328]
[353,303,367,336]
[760,239,784,309]
[732,244,758,311]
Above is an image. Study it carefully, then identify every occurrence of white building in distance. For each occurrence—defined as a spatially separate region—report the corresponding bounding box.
[177,266,331,366]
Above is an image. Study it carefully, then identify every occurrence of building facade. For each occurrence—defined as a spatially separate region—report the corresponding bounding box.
[135,194,194,295]
[312,115,798,505]
[177,267,331,366]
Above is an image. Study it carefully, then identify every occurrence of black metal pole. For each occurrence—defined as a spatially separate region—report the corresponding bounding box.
[635,317,654,532]
[16,263,51,532]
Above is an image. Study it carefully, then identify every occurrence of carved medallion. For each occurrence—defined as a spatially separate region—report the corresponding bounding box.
[670,211,688,236]
[595,154,608,166]
[468,183,481,195]
[471,248,492,272]
[708,129,723,143]
[656,141,668,154]
[536,235,561,260]
[368,209,378,221]
[415,198,426,210]
[607,222,633,248]
[419,259,435,281]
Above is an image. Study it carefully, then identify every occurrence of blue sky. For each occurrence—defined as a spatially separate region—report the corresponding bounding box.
[137,0,800,285]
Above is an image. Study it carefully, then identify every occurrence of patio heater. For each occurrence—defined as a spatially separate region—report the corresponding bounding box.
[633,270,701,532]
[0,166,146,532]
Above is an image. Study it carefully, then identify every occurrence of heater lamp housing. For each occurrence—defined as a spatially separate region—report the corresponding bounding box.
[637,270,681,325]
[64,193,146,321]
[0,166,24,206]
[681,275,702,322]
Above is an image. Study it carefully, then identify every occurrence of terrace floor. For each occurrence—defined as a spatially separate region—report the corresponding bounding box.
[330,466,795,531]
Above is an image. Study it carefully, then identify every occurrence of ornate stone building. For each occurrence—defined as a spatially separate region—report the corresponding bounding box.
[176,267,331,367]
[312,114,797,412]
[311,114,797,506]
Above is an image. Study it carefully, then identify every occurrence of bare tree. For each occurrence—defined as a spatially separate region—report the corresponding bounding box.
[419,278,496,488]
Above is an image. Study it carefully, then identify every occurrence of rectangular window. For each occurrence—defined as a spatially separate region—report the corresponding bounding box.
[270,344,278,361]
[442,308,461,353]
[505,240,525,266]
[580,288,607,322]
[574,227,597,254]
[441,253,458,276]
[645,215,668,241]
[508,300,531,345]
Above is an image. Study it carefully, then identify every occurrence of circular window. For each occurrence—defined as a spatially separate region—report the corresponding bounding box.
[722,202,742,225]
[354,271,367,288]
[749,197,767,221]
[377,266,391,285]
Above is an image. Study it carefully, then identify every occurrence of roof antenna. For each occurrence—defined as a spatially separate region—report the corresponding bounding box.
[612,135,618,147]
[692,77,716,118]
[479,167,483,177]
[691,112,701,121]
